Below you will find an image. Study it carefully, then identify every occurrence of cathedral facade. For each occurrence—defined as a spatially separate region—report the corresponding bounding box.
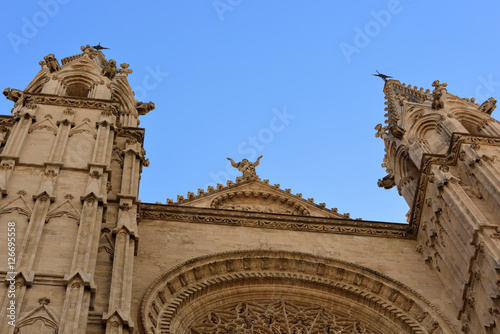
[1,47,500,333]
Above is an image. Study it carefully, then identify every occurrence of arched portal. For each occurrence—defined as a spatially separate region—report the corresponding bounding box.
[139,250,456,334]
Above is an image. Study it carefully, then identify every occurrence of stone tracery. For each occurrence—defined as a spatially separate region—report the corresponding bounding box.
[189,300,373,334]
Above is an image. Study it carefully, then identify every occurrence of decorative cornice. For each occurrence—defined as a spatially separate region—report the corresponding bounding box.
[0,115,15,127]
[409,133,500,232]
[23,93,120,114]
[140,204,411,239]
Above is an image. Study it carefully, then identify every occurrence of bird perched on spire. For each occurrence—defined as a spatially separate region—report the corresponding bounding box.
[372,70,393,82]
[92,42,109,51]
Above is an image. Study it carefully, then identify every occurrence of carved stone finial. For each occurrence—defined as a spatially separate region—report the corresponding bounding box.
[118,63,133,76]
[81,44,95,55]
[3,88,22,103]
[227,156,263,181]
[38,297,50,305]
[431,80,447,110]
[136,101,155,115]
[43,54,61,73]
[374,123,388,139]
[102,59,117,80]
[64,107,75,116]
[479,97,497,115]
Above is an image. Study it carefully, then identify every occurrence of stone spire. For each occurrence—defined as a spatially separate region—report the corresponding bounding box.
[377,78,500,331]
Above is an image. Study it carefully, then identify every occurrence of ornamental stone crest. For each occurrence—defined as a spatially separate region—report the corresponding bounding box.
[228,155,263,182]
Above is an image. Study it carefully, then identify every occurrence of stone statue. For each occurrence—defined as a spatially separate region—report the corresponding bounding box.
[227,155,263,181]
[3,88,22,102]
[480,97,497,115]
[102,59,117,80]
[136,101,155,115]
[43,54,61,73]
[431,80,447,110]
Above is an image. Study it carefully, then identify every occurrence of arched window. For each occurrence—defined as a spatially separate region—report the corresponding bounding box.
[65,83,89,98]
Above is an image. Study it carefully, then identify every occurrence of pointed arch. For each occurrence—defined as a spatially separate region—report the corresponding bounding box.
[111,78,137,113]
[407,113,442,141]
[24,71,50,94]
[139,250,457,334]
[449,108,491,136]
[57,70,103,98]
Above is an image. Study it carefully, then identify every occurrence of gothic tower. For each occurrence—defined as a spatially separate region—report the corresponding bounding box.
[0,46,151,333]
[378,79,500,332]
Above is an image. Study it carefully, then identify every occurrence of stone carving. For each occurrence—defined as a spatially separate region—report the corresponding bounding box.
[15,296,58,333]
[374,123,388,139]
[210,190,310,215]
[141,205,409,238]
[227,155,263,181]
[118,63,133,75]
[479,97,497,115]
[189,300,374,334]
[410,134,500,232]
[118,128,145,143]
[80,44,95,55]
[3,88,22,102]
[136,101,155,115]
[140,250,457,334]
[377,174,395,189]
[388,124,405,139]
[431,80,447,110]
[43,54,61,72]
[102,59,117,80]
[24,94,119,111]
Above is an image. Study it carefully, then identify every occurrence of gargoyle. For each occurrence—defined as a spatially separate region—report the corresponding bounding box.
[102,59,117,80]
[3,88,22,102]
[479,97,496,115]
[43,54,61,73]
[377,174,395,189]
[136,101,155,115]
[388,124,406,139]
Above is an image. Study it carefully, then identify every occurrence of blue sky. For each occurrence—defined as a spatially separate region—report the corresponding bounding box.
[1,1,500,223]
